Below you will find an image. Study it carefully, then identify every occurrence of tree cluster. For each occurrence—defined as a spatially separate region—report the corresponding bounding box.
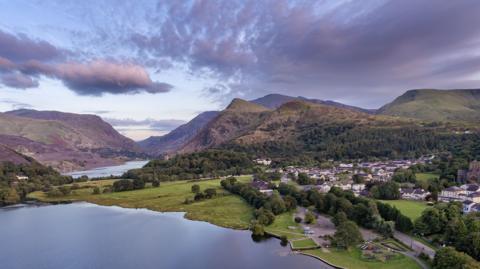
[124,150,255,182]
[0,161,73,206]
[415,203,480,262]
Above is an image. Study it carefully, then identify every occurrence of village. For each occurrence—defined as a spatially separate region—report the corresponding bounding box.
[252,157,480,214]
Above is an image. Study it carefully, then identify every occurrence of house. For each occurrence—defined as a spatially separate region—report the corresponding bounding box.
[251,180,271,191]
[463,200,476,213]
[467,192,480,203]
[351,184,366,192]
[400,188,430,201]
[439,186,465,202]
[461,184,480,195]
[254,159,272,166]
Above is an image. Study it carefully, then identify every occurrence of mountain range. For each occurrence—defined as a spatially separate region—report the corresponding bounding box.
[1,89,479,170]
[140,89,480,156]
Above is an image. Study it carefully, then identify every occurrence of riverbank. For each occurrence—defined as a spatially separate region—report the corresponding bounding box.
[28,176,254,229]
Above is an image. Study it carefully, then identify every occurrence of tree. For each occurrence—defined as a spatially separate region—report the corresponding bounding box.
[132,178,145,189]
[333,211,348,226]
[254,208,275,225]
[265,192,286,215]
[352,174,365,184]
[92,186,100,195]
[332,220,363,249]
[297,173,314,185]
[3,188,20,204]
[250,221,265,236]
[204,188,217,198]
[370,181,400,200]
[191,184,200,194]
[304,211,316,224]
[283,195,297,211]
[58,186,71,196]
[112,179,134,192]
[433,247,480,269]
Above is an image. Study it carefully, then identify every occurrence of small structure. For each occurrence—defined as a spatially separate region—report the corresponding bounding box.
[400,188,430,201]
[254,159,272,166]
[16,175,28,180]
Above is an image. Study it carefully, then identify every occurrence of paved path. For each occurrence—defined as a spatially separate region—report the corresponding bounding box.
[393,231,435,259]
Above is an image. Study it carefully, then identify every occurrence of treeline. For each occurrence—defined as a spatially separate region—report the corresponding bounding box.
[124,150,256,182]
[415,202,480,262]
[0,161,73,206]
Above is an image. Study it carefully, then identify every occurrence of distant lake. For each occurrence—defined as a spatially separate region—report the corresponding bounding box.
[64,160,149,178]
[0,203,329,269]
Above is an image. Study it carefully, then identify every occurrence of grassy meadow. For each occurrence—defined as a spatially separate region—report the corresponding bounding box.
[303,247,421,269]
[379,199,429,221]
[28,176,254,229]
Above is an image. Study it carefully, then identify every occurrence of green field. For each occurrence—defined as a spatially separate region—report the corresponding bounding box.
[379,200,428,221]
[265,212,306,240]
[28,176,254,229]
[303,248,421,269]
[291,238,317,249]
[416,173,439,185]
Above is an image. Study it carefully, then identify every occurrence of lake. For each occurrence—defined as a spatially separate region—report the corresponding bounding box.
[64,160,149,179]
[0,203,330,269]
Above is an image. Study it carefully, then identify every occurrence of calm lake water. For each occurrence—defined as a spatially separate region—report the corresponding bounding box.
[64,160,149,179]
[0,203,330,269]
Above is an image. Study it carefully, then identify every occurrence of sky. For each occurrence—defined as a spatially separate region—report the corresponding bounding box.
[1,0,480,140]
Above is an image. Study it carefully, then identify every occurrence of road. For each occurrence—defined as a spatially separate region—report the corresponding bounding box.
[393,231,435,259]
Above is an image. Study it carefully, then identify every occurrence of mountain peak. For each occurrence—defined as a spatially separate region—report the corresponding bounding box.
[226,98,270,112]
[378,88,480,122]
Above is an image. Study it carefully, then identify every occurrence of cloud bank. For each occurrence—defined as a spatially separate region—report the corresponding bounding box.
[0,30,172,96]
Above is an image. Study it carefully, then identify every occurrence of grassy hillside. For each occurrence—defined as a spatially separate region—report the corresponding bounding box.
[378,89,480,122]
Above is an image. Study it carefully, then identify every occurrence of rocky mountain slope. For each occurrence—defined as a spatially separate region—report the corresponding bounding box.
[180,99,271,153]
[0,144,33,165]
[0,110,141,172]
[138,111,219,156]
[378,89,480,122]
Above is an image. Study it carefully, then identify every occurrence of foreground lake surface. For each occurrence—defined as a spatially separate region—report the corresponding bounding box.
[0,203,328,269]
[64,160,149,178]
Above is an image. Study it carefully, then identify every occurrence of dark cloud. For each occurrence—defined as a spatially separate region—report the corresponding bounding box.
[104,117,186,131]
[129,0,480,107]
[0,30,63,62]
[54,60,173,95]
[0,73,38,89]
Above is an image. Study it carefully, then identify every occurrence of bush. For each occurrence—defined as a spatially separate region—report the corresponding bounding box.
[92,186,100,195]
[304,211,316,224]
[152,180,160,187]
[294,217,302,223]
[112,179,134,192]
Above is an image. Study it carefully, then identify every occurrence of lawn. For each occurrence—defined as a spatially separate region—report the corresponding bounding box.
[379,200,428,221]
[265,212,306,240]
[28,176,254,229]
[303,247,421,269]
[291,238,317,250]
[416,173,439,185]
